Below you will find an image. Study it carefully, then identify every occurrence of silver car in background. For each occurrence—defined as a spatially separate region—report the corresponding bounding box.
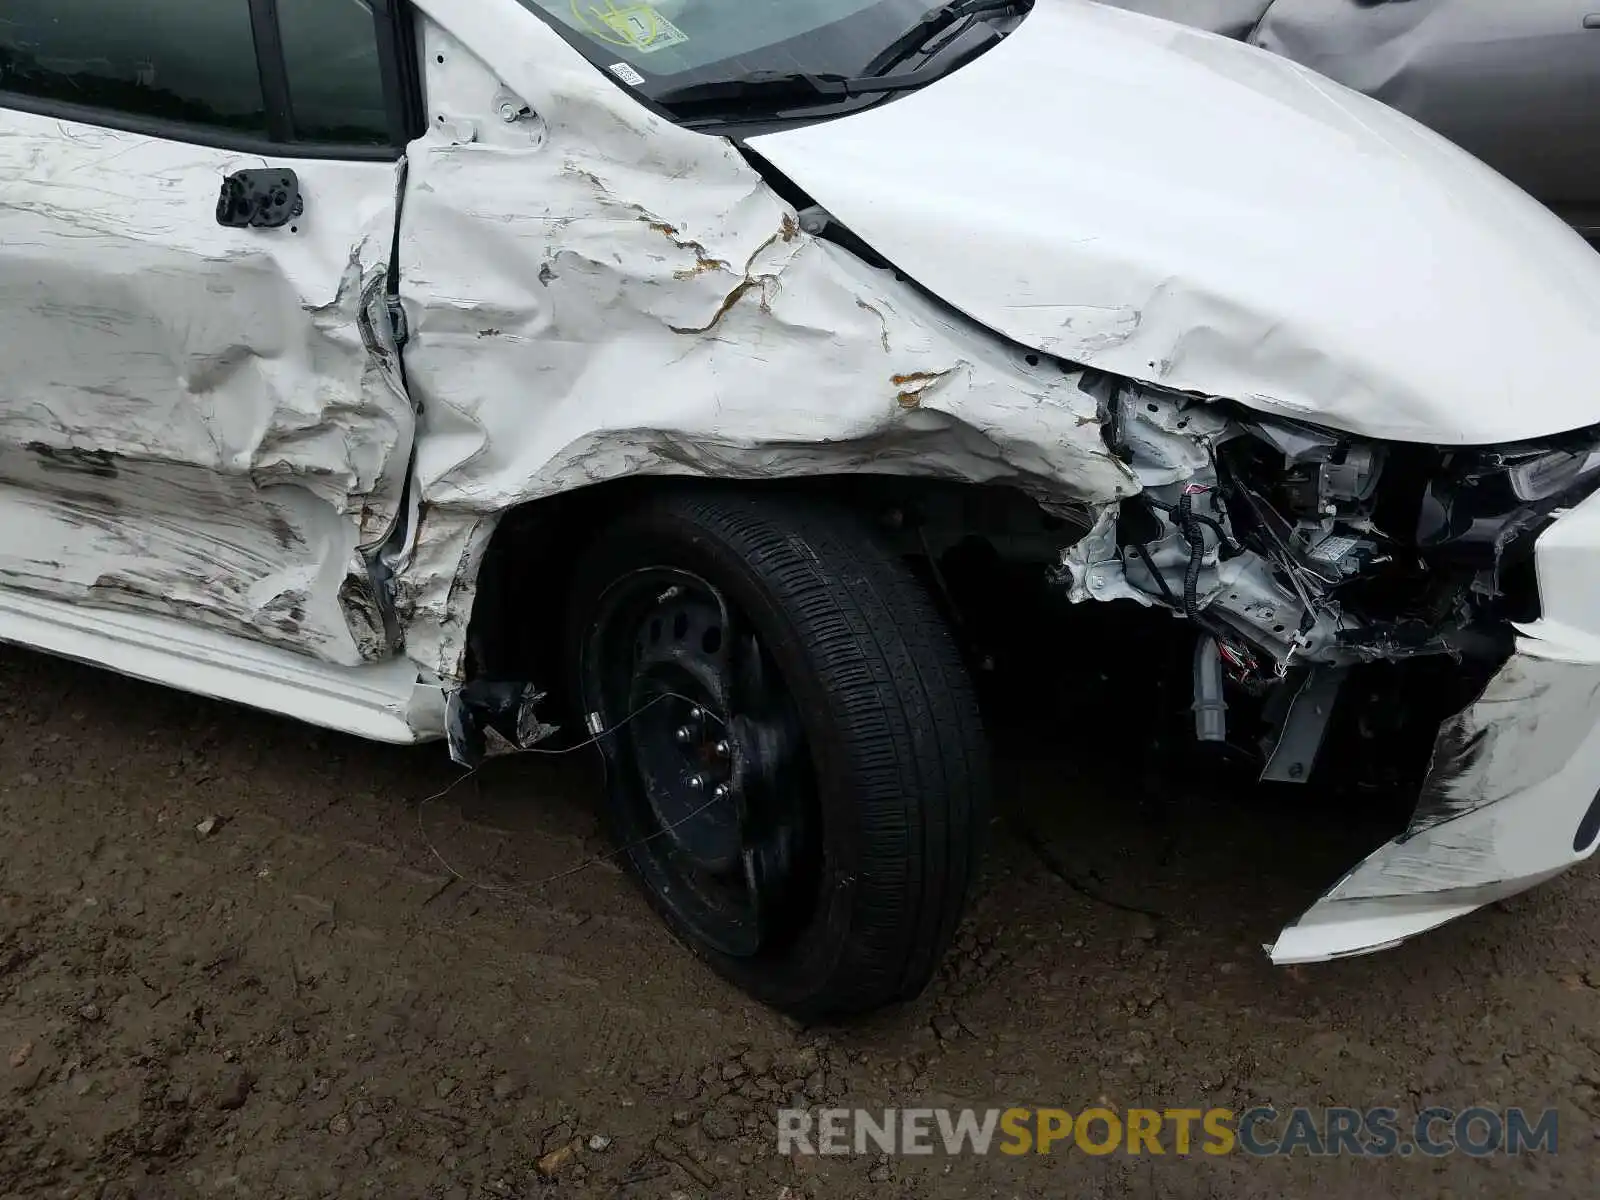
[1097,0,1600,238]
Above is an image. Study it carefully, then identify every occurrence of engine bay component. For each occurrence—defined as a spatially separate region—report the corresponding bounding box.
[1061,380,1600,785]
[1064,386,1391,679]
[1259,665,1347,784]
[1192,635,1228,744]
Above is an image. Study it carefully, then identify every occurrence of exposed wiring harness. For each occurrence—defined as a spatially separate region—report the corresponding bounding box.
[1123,487,1262,682]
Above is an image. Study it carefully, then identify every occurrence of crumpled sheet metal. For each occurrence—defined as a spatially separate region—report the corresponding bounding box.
[390,505,497,689]
[0,111,413,665]
[394,3,1136,683]
[744,0,1600,446]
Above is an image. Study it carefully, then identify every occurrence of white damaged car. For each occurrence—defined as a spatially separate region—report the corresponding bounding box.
[5,0,1600,1016]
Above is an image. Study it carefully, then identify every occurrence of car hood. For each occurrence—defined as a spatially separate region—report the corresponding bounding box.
[747,0,1600,445]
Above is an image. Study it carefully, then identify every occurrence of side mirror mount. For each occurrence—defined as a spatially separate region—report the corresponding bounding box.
[216,169,304,229]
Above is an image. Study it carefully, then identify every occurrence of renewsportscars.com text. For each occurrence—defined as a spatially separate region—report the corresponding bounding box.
[778,1105,1558,1158]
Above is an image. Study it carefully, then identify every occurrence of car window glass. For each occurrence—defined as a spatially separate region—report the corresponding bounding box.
[526,0,894,76]
[0,0,267,134]
[277,0,390,145]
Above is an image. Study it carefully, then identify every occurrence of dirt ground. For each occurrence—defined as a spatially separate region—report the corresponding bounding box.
[2,634,1597,1200]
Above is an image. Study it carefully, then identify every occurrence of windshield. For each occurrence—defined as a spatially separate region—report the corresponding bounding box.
[515,1,1027,117]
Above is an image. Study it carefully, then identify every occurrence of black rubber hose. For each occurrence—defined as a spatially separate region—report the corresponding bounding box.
[1133,526,1256,673]
[1178,491,1204,622]
[1144,496,1236,551]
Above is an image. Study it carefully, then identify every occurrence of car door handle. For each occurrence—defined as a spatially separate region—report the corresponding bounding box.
[216,168,304,229]
[1585,13,1600,28]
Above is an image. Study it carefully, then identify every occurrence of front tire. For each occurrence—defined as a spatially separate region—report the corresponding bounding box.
[567,487,990,1019]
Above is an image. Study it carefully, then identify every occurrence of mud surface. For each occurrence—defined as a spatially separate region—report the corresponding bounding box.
[2,639,1597,1198]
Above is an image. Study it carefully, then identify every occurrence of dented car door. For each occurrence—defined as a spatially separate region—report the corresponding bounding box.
[0,0,417,666]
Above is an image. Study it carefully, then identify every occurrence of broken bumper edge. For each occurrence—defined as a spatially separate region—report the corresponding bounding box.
[1270,486,1600,965]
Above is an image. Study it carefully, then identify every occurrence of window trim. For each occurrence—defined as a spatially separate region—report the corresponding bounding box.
[0,0,424,160]
[249,0,297,144]
[373,0,427,147]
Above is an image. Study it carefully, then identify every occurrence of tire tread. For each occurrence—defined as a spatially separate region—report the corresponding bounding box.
[573,487,990,1017]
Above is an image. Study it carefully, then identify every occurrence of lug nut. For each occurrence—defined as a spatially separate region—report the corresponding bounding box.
[711,783,732,801]
[714,740,730,758]
[686,774,705,791]
[688,707,704,723]
[675,726,694,745]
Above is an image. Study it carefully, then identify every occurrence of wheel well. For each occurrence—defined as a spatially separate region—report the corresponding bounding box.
[460,475,1089,724]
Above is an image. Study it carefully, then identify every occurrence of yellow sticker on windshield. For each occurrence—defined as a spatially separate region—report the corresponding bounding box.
[572,2,689,54]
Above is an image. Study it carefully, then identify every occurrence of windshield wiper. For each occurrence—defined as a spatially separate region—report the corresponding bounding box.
[861,0,1026,78]
[652,68,934,112]
[652,0,1025,117]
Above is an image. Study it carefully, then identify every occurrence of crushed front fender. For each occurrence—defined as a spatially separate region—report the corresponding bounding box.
[390,10,1136,685]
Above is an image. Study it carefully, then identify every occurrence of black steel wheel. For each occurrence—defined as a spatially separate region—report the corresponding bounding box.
[567,487,990,1019]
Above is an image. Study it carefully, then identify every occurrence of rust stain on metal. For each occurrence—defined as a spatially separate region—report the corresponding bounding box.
[674,256,731,279]
[733,215,804,280]
[892,369,953,408]
[669,278,760,335]
[668,216,798,331]
[645,217,736,281]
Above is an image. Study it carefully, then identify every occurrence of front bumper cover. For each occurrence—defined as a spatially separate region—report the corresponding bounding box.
[1270,484,1600,962]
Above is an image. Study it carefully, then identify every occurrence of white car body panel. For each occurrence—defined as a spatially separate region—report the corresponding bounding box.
[0,113,413,664]
[3,0,1600,970]
[0,587,445,743]
[1271,486,1600,962]
[391,5,1135,681]
[748,0,1600,444]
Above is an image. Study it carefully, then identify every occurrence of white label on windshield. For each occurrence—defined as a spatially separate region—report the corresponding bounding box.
[608,62,647,86]
[600,5,689,54]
